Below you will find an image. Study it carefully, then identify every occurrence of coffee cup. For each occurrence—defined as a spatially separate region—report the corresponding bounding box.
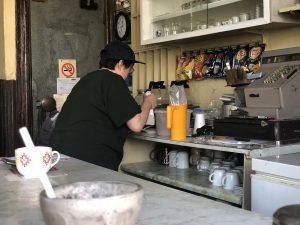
[239,12,249,22]
[209,169,226,186]
[176,151,189,169]
[200,24,207,29]
[234,166,244,181]
[230,169,243,184]
[15,146,60,178]
[231,16,239,24]
[169,150,178,168]
[209,162,220,175]
[222,171,240,190]
[218,165,231,171]
[221,160,236,168]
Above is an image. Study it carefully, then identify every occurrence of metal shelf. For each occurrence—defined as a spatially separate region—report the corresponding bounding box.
[121,161,243,205]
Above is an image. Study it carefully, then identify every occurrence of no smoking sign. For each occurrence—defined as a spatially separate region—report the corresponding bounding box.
[58,59,77,78]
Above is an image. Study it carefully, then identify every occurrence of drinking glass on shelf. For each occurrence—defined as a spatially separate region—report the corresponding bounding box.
[255,3,263,18]
[163,25,170,36]
[171,23,180,35]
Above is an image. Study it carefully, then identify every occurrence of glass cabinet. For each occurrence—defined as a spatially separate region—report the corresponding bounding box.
[140,0,298,45]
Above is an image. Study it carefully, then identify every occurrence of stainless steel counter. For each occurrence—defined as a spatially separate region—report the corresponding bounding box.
[0,157,272,225]
[130,131,300,158]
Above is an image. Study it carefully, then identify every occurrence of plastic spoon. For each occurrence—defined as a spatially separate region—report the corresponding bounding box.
[19,127,35,147]
[18,127,56,198]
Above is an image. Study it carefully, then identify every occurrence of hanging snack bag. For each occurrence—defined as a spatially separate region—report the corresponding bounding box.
[212,49,225,77]
[223,46,235,72]
[176,54,194,81]
[247,43,265,73]
[192,51,206,80]
[233,45,248,71]
[176,56,186,81]
[202,50,215,77]
[183,55,194,80]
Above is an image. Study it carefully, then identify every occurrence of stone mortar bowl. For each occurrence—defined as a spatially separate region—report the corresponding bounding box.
[40,181,143,225]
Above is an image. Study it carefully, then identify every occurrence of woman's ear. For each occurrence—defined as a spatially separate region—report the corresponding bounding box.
[115,60,123,70]
[119,60,124,67]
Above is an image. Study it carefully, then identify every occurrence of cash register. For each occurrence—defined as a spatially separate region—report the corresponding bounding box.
[214,47,300,145]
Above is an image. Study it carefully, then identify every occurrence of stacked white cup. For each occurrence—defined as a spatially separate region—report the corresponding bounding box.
[222,171,240,190]
[209,169,226,186]
[169,151,189,169]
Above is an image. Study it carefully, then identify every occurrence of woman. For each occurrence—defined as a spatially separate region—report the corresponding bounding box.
[50,41,157,171]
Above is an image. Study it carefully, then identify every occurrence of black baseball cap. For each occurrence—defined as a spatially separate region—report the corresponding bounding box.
[100,41,145,64]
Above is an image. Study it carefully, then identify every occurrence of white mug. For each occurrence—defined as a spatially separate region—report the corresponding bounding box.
[221,160,236,168]
[176,151,189,169]
[209,169,226,186]
[222,171,240,190]
[232,16,240,24]
[15,146,60,178]
[209,162,220,175]
[239,12,249,22]
[169,150,178,168]
[230,169,243,184]
[218,165,231,172]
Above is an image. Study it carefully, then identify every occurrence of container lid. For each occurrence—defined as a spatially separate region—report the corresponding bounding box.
[154,108,167,113]
[193,108,205,113]
[155,108,192,113]
[273,204,300,225]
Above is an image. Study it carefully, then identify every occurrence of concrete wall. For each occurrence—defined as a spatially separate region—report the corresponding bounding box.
[31,0,105,137]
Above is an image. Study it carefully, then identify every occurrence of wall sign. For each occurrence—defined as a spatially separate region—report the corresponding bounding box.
[58,59,77,78]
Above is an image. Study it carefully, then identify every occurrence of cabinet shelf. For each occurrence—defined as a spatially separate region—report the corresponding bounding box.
[278,5,300,14]
[140,0,300,45]
[152,0,243,22]
[121,161,243,205]
[143,18,267,45]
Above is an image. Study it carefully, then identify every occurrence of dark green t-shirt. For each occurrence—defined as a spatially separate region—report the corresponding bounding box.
[50,69,141,170]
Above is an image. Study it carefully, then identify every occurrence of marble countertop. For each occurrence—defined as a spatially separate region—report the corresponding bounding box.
[121,161,243,205]
[130,131,300,158]
[0,158,272,225]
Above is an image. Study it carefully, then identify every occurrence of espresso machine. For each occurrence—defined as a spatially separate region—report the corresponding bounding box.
[214,47,300,145]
